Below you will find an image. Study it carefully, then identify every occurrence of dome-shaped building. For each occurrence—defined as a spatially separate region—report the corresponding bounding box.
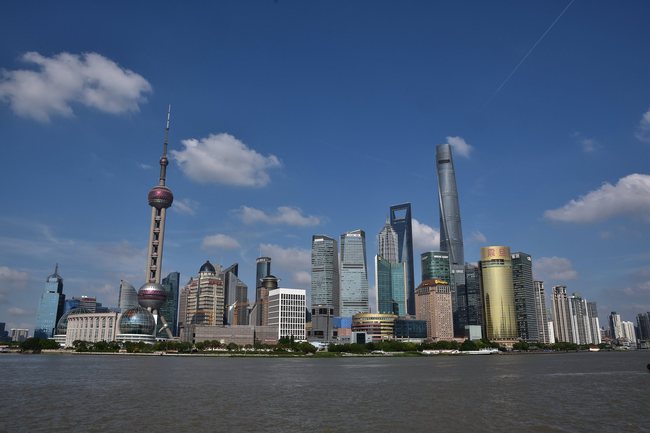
[116,306,156,343]
[199,260,216,275]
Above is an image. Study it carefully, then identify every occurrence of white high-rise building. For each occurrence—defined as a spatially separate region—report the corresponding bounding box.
[551,285,573,343]
[622,321,637,344]
[568,294,592,345]
[268,288,306,341]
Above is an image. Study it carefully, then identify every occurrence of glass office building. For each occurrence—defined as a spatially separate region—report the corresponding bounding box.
[311,235,340,316]
[389,203,415,315]
[34,265,65,339]
[339,230,369,317]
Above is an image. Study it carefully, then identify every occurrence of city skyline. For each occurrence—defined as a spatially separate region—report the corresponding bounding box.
[2,2,650,331]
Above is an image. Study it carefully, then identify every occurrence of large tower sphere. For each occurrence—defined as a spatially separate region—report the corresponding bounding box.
[148,186,174,209]
[138,282,167,309]
[118,306,156,335]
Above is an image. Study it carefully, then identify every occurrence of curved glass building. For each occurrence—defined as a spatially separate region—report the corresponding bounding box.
[436,144,466,335]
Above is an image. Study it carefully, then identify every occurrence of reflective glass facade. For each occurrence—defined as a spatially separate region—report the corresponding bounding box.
[339,230,369,317]
[420,251,450,282]
[34,268,65,339]
[511,252,539,342]
[159,271,180,337]
[118,307,156,335]
[375,255,407,316]
[118,280,138,312]
[311,235,340,316]
[390,203,415,315]
[436,144,466,335]
[464,263,483,327]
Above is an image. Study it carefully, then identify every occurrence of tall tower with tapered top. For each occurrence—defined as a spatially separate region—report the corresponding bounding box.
[145,107,174,285]
[136,107,174,335]
[117,107,176,343]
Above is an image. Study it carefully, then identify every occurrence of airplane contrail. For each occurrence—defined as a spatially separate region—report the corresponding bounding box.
[484,0,576,106]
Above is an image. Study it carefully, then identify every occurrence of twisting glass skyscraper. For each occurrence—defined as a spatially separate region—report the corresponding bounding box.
[436,143,465,334]
[389,204,415,315]
[339,229,369,317]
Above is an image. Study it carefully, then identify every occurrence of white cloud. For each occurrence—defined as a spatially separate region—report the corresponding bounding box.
[534,256,578,281]
[581,138,597,153]
[259,243,311,287]
[544,174,650,223]
[0,51,151,122]
[202,234,241,250]
[173,198,199,216]
[238,206,320,226]
[444,136,473,158]
[0,266,28,282]
[471,231,487,243]
[293,271,311,286]
[635,109,650,143]
[139,163,152,170]
[172,133,281,187]
[411,219,440,252]
[8,307,29,316]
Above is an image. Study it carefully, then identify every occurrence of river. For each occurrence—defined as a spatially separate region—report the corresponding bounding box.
[1,351,648,432]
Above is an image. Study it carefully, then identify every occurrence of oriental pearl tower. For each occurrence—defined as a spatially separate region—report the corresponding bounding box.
[137,106,174,338]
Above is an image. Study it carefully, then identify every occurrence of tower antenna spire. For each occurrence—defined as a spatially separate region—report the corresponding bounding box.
[159,104,171,186]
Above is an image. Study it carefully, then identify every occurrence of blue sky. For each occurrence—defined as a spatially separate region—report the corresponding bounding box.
[2,1,650,332]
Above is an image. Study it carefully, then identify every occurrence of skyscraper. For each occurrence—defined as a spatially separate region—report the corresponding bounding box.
[479,246,517,342]
[311,235,340,315]
[389,204,415,315]
[34,265,65,339]
[221,264,248,325]
[178,261,224,336]
[609,312,623,340]
[420,251,450,283]
[436,144,465,334]
[256,257,272,288]
[586,301,601,344]
[533,281,551,344]
[375,255,407,316]
[415,279,454,341]
[378,220,398,263]
[339,229,369,317]
[254,257,272,325]
[376,222,407,316]
[511,252,539,342]
[568,293,592,345]
[551,286,573,343]
[637,312,650,341]
[464,263,483,327]
[159,271,180,337]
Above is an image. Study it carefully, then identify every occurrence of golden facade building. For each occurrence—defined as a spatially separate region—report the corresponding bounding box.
[415,279,454,341]
[351,313,397,341]
[480,246,517,342]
